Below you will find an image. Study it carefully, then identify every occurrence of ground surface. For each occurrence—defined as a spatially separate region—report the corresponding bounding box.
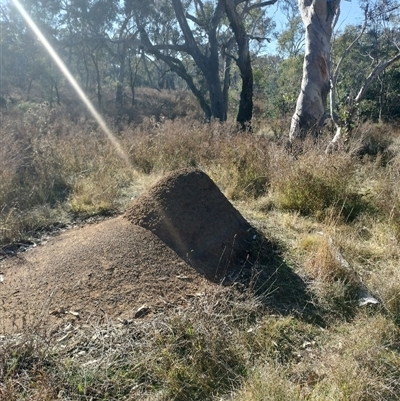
[0,216,215,334]
[0,169,255,335]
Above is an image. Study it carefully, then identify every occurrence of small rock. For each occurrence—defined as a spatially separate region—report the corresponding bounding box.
[134,305,151,318]
[302,341,316,349]
[358,289,380,306]
[176,275,190,281]
[117,318,133,325]
[50,307,66,317]
[82,359,98,367]
[359,295,380,306]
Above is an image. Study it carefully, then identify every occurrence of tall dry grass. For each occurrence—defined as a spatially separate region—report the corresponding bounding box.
[1,98,400,400]
[0,104,135,243]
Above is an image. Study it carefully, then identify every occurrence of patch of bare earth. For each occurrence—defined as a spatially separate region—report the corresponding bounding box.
[0,217,214,334]
[1,169,260,334]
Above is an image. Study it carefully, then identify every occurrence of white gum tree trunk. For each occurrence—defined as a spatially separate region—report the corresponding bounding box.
[289,0,341,140]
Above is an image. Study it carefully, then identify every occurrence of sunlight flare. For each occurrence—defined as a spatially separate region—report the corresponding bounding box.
[11,0,131,166]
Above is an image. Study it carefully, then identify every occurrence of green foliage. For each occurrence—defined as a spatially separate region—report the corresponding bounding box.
[270,148,371,221]
[251,53,303,120]
[277,16,304,57]
[332,22,400,124]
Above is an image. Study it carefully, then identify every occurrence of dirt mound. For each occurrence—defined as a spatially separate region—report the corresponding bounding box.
[125,169,257,281]
[0,170,314,335]
[0,217,212,334]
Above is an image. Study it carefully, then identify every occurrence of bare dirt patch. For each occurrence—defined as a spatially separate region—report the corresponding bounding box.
[1,168,311,335]
[0,217,212,334]
[1,169,256,335]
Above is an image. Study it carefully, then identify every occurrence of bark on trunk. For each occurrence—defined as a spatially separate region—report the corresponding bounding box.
[116,49,126,107]
[222,0,253,129]
[90,53,102,108]
[290,0,341,140]
[171,0,226,121]
[223,55,232,119]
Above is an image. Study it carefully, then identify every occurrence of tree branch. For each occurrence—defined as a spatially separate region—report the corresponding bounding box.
[355,52,400,103]
[171,0,202,59]
[150,43,188,53]
[138,27,212,119]
[244,0,278,13]
[248,35,271,42]
[185,13,203,26]
[332,5,369,85]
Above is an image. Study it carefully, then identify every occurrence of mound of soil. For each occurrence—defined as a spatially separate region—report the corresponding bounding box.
[0,217,212,334]
[1,169,289,335]
[125,169,257,281]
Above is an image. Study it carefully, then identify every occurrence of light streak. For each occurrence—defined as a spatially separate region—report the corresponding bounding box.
[11,0,131,167]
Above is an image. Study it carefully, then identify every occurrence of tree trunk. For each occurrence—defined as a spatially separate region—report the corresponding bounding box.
[83,48,90,92]
[222,0,253,129]
[53,78,60,105]
[171,0,226,120]
[290,0,341,140]
[207,73,226,121]
[116,41,127,107]
[90,52,102,108]
[223,55,232,119]
[128,50,140,106]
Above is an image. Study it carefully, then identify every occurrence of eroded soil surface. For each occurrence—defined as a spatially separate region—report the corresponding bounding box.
[1,169,309,335]
[0,216,213,334]
[1,169,250,335]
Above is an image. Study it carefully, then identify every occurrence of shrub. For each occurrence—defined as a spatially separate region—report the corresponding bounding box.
[270,146,370,221]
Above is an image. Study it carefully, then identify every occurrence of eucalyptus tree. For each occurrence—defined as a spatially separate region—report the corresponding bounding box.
[290,0,400,143]
[327,0,400,149]
[130,0,275,124]
[222,0,277,128]
[0,0,65,102]
[58,0,126,107]
[130,0,227,120]
[289,0,341,140]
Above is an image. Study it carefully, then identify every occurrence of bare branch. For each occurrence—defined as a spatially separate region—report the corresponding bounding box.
[248,35,270,43]
[355,51,400,102]
[194,0,206,20]
[185,13,203,26]
[149,43,188,53]
[244,0,278,12]
[332,5,369,85]
[233,0,277,11]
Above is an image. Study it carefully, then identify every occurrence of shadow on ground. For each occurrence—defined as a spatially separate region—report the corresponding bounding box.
[125,168,325,326]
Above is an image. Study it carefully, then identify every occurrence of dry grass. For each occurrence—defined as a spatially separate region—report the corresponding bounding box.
[269,141,374,221]
[1,100,400,400]
[227,313,400,401]
[0,104,137,243]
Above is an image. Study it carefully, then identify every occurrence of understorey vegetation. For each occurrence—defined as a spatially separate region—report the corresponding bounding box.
[1,92,400,400]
